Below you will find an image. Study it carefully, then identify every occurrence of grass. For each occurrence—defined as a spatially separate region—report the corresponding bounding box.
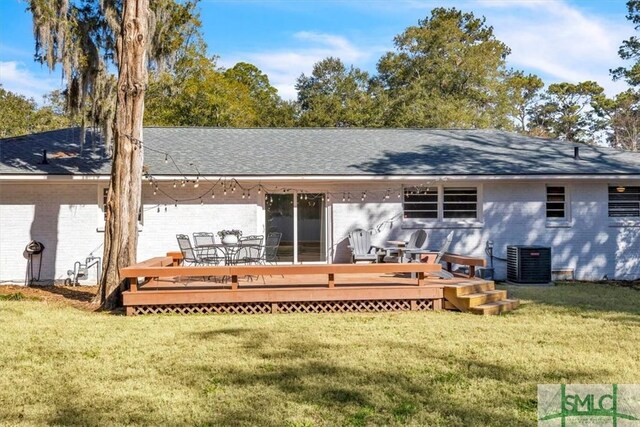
[0,282,638,426]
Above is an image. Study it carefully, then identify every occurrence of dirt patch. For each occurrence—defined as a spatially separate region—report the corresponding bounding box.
[0,285,99,311]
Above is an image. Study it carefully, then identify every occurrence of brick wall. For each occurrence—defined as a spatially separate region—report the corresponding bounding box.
[1,179,638,283]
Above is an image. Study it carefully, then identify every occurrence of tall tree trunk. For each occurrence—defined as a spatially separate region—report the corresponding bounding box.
[94,0,148,309]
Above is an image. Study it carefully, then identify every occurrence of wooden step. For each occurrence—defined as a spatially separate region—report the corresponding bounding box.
[454,289,508,310]
[443,281,495,299]
[469,299,520,315]
[444,300,460,311]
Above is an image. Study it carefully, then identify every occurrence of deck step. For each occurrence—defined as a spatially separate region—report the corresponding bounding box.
[455,290,507,309]
[444,300,459,311]
[443,281,495,298]
[469,299,520,315]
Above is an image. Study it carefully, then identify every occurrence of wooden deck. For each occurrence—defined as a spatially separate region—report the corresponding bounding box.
[120,253,518,316]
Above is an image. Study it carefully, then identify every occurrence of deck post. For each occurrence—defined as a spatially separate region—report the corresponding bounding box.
[433,299,443,311]
[417,271,425,286]
[469,266,476,278]
[447,262,453,272]
[129,277,137,293]
[410,300,417,311]
[125,306,135,316]
[231,275,238,290]
[271,302,279,313]
[328,273,335,288]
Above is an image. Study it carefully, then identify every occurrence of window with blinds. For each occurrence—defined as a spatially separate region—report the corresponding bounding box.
[608,186,640,217]
[403,186,478,220]
[443,187,478,219]
[546,186,566,219]
[403,187,438,219]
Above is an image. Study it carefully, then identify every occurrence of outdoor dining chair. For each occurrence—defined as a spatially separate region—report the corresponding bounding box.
[193,232,224,265]
[176,234,220,266]
[235,235,264,265]
[261,232,282,265]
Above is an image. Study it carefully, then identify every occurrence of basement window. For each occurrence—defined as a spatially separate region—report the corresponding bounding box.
[608,186,640,217]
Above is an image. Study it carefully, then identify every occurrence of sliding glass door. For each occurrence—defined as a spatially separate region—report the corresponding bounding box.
[265,193,326,263]
[297,193,326,262]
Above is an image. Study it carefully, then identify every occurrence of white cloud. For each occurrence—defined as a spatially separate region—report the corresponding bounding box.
[219,31,377,100]
[475,0,633,95]
[0,61,62,103]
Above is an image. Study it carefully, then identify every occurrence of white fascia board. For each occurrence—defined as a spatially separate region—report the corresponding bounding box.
[1,174,639,182]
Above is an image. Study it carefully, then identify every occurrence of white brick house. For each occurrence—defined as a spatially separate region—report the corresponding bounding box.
[1,128,638,284]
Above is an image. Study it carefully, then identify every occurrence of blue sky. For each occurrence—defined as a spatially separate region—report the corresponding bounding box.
[0,0,635,103]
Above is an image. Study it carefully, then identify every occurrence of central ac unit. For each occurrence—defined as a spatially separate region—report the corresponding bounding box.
[507,245,552,284]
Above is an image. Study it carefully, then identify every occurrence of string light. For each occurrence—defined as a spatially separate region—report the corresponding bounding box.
[200,198,203,205]
[127,135,445,209]
[164,204,167,212]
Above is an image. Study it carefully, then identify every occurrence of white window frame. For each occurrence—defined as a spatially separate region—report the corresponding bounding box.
[402,184,483,229]
[97,186,143,232]
[545,184,571,228]
[608,185,640,218]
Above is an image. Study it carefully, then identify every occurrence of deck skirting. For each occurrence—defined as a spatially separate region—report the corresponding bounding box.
[126,298,439,316]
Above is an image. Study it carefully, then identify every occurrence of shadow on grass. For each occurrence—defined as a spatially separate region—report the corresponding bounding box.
[176,326,606,426]
[500,282,640,317]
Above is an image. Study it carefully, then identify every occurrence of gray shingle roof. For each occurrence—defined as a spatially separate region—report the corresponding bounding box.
[1,127,639,176]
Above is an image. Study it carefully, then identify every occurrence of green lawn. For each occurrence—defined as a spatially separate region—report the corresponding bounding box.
[0,282,638,426]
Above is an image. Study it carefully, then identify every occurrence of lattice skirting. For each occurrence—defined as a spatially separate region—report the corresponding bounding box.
[128,298,438,316]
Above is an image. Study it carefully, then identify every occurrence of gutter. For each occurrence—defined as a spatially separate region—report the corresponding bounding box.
[1,174,639,182]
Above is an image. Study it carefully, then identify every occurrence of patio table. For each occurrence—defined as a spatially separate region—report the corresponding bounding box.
[198,242,262,265]
[384,240,408,263]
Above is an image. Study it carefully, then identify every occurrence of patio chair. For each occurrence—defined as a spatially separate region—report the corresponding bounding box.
[262,232,282,265]
[347,229,379,263]
[405,231,455,278]
[193,232,224,265]
[177,234,220,266]
[235,236,264,265]
[382,229,428,263]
